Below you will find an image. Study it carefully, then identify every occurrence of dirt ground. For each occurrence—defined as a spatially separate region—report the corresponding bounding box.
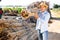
[48,11,60,40]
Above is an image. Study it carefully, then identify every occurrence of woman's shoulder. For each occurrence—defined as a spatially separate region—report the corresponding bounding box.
[44,11,50,17]
[45,11,50,14]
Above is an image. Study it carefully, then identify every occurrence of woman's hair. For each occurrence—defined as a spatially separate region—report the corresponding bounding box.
[38,1,49,9]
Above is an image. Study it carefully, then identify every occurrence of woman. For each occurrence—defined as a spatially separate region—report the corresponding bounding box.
[34,1,50,40]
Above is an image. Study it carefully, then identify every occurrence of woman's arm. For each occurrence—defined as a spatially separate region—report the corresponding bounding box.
[34,13,39,19]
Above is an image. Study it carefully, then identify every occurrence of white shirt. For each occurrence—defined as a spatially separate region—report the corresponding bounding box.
[36,11,50,33]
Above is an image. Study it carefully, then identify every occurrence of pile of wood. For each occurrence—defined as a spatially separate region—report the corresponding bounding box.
[0,19,37,40]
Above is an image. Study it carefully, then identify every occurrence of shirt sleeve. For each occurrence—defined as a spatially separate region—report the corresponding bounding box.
[36,18,41,28]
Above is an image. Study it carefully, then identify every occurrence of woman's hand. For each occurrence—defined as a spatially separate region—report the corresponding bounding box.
[34,13,39,19]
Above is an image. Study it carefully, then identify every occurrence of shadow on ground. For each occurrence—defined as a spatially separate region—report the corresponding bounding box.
[51,17,60,20]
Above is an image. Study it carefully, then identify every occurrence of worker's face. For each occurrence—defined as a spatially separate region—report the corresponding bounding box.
[40,5,47,12]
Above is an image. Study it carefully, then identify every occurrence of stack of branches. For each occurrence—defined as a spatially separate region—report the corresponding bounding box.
[0,19,17,40]
[0,20,11,40]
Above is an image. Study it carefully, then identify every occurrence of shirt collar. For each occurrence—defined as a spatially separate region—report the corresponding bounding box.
[40,11,47,15]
